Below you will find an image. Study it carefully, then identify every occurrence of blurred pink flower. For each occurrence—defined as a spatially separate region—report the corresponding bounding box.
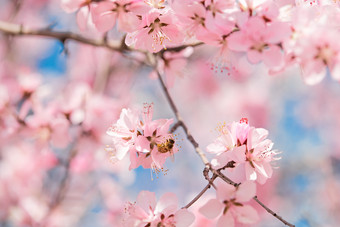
[60,0,97,30]
[125,190,195,227]
[92,0,147,33]
[199,180,259,227]
[228,16,291,68]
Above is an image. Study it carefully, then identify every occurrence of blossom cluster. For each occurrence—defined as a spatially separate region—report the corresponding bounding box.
[124,191,195,227]
[106,103,178,171]
[61,0,340,85]
[207,118,279,184]
[199,180,259,227]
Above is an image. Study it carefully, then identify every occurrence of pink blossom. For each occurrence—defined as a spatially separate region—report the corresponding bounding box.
[107,104,177,170]
[207,119,279,184]
[199,180,259,227]
[293,28,340,85]
[92,0,147,33]
[125,11,184,52]
[171,0,207,37]
[107,108,140,161]
[228,16,291,68]
[125,190,195,227]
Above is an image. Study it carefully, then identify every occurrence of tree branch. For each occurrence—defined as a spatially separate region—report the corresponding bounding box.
[183,174,218,209]
[0,20,123,51]
[156,68,295,227]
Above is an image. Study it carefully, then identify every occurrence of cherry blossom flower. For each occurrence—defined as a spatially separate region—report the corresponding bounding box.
[171,0,207,37]
[107,104,177,170]
[92,0,147,33]
[207,118,279,184]
[199,180,259,227]
[125,190,195,227]
[292,27,340,85]
[228,16,291,68]
[107,108,140,160]
[125,11,184,52]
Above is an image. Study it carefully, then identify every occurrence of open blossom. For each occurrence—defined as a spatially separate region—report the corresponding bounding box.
[107,104,177,170]
[171,0,207,37]
[124,191,195,227]
[207,118,279,184]
[92,0,148,33]
[125,11,184,52]
[292,27,340,85]
[199,180,259,227]
[228,16,291,68]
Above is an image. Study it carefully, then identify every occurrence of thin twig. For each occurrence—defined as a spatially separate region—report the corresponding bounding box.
[253,196,295,227]
[183,174,218,209]
[215,170,295,227]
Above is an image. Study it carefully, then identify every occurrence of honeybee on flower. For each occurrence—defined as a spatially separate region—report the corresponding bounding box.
[106,103,178,171]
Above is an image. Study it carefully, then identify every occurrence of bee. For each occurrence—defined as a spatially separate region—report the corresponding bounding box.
[157,138,175,161]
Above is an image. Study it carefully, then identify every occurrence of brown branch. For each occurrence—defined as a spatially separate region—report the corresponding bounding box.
[169,120,182,133]
[0,20,123,51]
[253,196,295,227]
[183,174,218,209]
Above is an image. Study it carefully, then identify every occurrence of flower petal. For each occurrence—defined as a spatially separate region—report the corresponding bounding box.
[199,199,223,219]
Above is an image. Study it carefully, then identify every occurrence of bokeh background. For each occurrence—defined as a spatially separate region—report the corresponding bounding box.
[0,0,339,226]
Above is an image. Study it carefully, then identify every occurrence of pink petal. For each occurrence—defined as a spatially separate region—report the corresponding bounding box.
[245,162,257,181]
[253,162,269,178]
[115,143,130,160]
[263,45,284,68]
[300,63,326,85]
[199,199,223,219]
[77,7,90,31]
[228,32,249,52]
[231,145,246,163]
[234,205,259,224]
[156,192,178,214]
[217,212,235,227]
[92,2,117,33]
[265,22,291,44]
[137,191,157,212]
[216,181,236,201]
[61,0,84,13]
[247,50,262,64]
[174,209,195,227]
[117,12,140,32]
[207,142,226,154]
[236,181,256,202]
